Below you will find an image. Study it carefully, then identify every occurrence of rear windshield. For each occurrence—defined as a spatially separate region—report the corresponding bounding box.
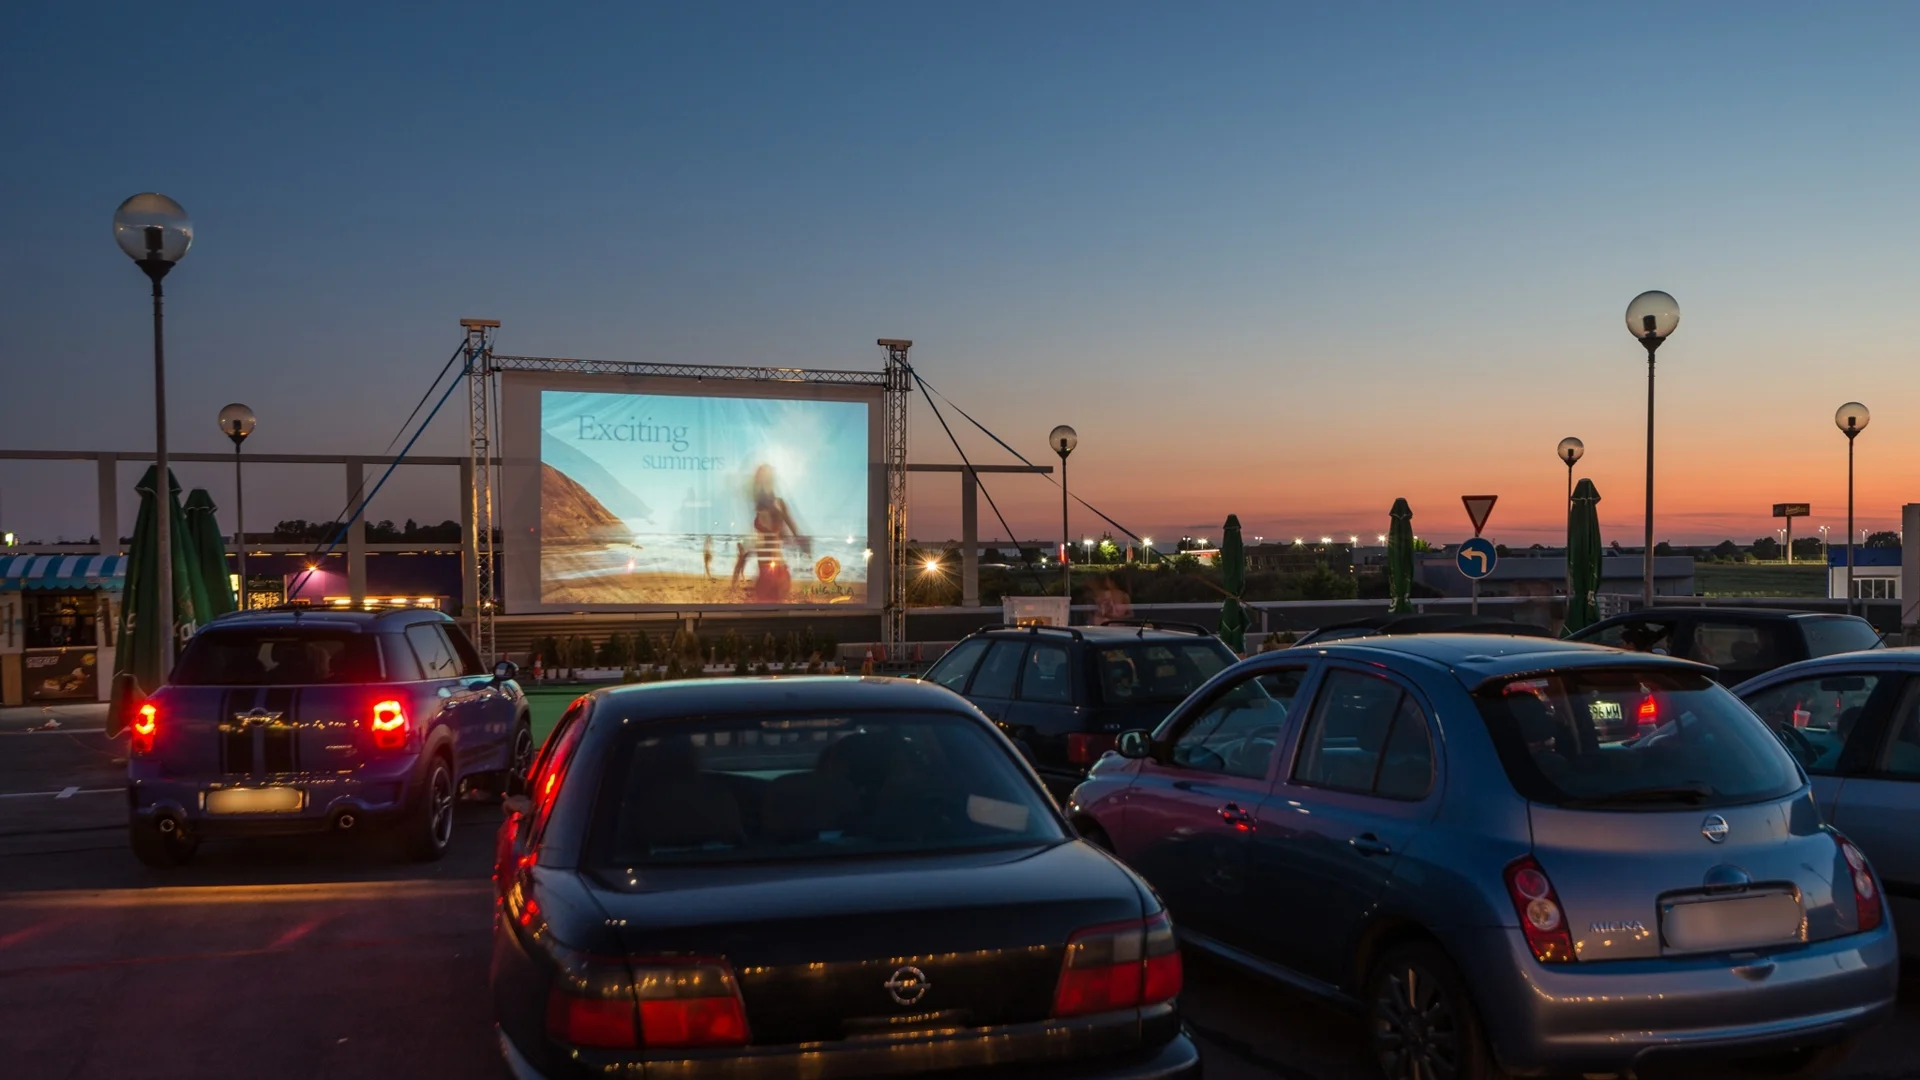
[586,711,1065,867]
[173,629,384,685]
[1798,616,1883,657]
[1096,641,1234,705]
[1475,670,1803,810]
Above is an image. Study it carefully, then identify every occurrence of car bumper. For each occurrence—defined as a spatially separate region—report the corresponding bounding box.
[126,761,419,838]
[1450,923,1899,1075]
[499,1025,1202,1079]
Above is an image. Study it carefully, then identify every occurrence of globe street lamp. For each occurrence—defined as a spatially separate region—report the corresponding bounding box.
[1557,437,1585,505]
[219,404,257,609]
[1836,402,1870,615]
[1625,290,1680,608]
[114,194,193,675]
[1050,425,1078,605]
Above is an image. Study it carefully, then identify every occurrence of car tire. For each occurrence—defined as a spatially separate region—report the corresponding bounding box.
[129,822,198,868]
[1737,1038,1857,1078]
[1366,942,1503,1080]
[504,719,535,798]
[405,755,456,863]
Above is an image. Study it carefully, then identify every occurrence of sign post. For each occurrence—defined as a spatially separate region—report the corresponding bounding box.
[1459,496,1499,614]
[1772,503,1810,565]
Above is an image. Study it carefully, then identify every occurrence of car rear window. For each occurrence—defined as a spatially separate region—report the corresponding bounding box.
[1474,670,1802,810]
[172,628,384,685]
[586,711,1066,867]
[1798,616,1884,657]
[1096,641,1234,705]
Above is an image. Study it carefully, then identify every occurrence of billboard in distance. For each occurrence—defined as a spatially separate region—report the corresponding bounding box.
[533,388,871,606]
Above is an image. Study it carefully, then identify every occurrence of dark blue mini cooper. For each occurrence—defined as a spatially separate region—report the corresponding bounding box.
[125,608,531,866]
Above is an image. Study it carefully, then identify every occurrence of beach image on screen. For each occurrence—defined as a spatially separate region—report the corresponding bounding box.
[537,390,870,605]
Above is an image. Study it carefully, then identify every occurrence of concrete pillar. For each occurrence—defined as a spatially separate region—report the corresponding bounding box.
[97,455,118,549]
[346,459,367,605]
[961,468,979,608]
[1902,504,1920,636]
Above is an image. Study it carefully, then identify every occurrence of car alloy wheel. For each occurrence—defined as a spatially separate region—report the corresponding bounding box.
[509,725,534,790]
[428,764,455,849]
[1372,959,1461,1080]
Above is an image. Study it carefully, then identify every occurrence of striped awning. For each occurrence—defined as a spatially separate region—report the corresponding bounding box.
[0,553,128,591]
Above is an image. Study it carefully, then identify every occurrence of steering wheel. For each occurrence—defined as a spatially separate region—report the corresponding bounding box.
[1774,724,1818,765]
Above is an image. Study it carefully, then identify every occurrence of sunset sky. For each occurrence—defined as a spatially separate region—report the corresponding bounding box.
[4,3,1919,549]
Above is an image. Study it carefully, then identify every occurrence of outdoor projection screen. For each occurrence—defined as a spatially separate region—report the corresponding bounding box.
[499,372,882,612]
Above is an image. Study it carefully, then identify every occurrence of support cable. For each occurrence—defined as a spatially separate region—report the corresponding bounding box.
[910,372,1049,594]
[285,342,470,600]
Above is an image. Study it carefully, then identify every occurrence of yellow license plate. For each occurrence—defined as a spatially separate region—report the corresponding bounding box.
[205,787,304,814]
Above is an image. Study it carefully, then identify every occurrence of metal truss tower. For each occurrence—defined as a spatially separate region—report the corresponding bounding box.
[878,339,913,658]
[461,318,501,661]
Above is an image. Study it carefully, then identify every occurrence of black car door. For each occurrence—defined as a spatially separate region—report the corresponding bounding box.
[1681,618,1790,685]
[1002,639,1081,778]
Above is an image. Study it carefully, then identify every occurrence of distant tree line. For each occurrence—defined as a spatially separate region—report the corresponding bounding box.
[270,518,467,543]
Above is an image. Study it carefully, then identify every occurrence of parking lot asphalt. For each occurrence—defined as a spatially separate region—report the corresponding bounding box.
[1,729,1916,1080]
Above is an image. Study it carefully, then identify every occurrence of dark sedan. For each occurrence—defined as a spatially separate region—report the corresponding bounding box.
[490,676,1198,1079]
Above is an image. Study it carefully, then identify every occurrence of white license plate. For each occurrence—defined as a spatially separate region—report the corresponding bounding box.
[1662,890,1804,954]
[205,787,304,814]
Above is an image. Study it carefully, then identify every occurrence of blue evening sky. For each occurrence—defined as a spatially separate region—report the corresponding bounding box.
[3,2,1918,545]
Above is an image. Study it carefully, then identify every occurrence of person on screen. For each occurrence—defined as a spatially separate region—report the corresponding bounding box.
[703,535,715,581]
[732,464,809,601]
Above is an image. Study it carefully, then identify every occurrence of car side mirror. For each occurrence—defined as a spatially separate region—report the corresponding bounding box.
[493,659,519,684]
[503,794,533,819]
[1116,730,1154,760]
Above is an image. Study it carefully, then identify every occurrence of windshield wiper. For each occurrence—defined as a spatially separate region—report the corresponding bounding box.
[1562,783,1714,808]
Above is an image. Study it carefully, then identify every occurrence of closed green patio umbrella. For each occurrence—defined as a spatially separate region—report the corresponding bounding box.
[109,467,215,733]
[1388,498,1415,614]
[1218,514,1249,653]
[1564,478,1603,635]
[184,488,237,617]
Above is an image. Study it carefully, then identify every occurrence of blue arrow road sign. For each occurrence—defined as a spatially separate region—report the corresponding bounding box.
[1456,537,1498,580]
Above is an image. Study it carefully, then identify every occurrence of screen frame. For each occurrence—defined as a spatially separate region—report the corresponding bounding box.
[499,370,886,614]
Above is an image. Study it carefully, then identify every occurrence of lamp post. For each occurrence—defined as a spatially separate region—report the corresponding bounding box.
[113,194,193,676]
[1557,437,1584,505]
[219,404,256,609]
[1836,402,1870,615]
[1050,425,1077,605]
[1625,291,1681,608]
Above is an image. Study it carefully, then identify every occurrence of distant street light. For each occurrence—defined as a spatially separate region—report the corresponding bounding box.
[219,404,257,609]
[1626,290,1681,607]
[1557,436,1585,505]
[114,194,193,674]
[1142,538,1153,566]
[1836,402,1870,615]
[1050,425,1078,605]
[1377,534,1387,544]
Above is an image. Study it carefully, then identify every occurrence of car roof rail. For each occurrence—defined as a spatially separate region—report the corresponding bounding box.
[1100,619,1213,637]
[978,622,1086,641]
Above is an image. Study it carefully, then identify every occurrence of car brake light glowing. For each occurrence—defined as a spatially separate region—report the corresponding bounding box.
[369,699,408,750]
[130,702,158,755]
[633,958,750,1048]
[1833,833,1883,933]
[1505,857,1575,963]
[1636,695,1658,727]
[1052,911,1182,1018]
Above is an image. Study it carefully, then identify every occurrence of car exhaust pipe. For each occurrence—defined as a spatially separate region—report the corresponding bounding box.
[335,811,357,831]
[156,816,178,835]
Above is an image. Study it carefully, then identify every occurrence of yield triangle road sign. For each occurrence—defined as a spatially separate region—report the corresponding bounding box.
[1462,495,1498,536]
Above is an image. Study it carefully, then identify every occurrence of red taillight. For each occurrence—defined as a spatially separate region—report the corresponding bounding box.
[633,959,749,1048]
[1067,733,1116,766]
[1834,833,1883,933]
[370,699,408,750]
[1636,695,1659,728]
[1052,911,1182,1018]
[546,954,750,1050]
[130,702,158,755]
[1505,857,1575,963]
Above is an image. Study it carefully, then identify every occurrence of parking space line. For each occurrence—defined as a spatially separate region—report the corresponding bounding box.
[56,787,79,799]
[0,788,121,799]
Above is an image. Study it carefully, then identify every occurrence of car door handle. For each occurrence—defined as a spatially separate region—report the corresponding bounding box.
[1218,802,1255,830]
[1349,833,1392,857]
